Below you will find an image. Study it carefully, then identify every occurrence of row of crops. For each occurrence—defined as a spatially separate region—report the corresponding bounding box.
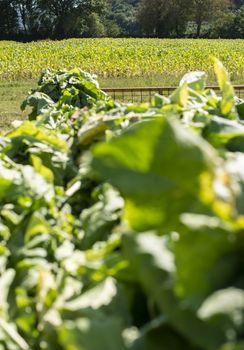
[0,39,244,83]
[1,60,244,349]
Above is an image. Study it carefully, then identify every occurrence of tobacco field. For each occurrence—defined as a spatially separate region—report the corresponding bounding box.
[0,39,244,83]
[1,60,244,349]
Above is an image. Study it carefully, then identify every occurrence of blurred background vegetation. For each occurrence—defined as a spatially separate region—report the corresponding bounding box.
[0,0,244,40]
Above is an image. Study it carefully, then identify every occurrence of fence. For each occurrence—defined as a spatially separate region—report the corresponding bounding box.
[103,85,244,103]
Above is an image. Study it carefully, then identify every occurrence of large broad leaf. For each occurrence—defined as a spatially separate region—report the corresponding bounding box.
[174,214,237,305]
[64,278,121,313]
[132,317,195,350]
[58,316,127,350]
[225,153,244,215]
[213,59,235,118]
[0,160,54,204]
[0,318,29,350]
[220,342,244,350]
[122,232,226,349]
[80,184,124,249]
[4,122,71,185]
[6,121,68,151]
[180,71,207,91]
[0,269,15,316]
[235,98,244,119]
[43,278,129,350]
[170,82,189,107]
[198,288,244,342]
[22,68,109,120]
[203,116,244,151]
[92,118,216,231]
[21,92,55,120]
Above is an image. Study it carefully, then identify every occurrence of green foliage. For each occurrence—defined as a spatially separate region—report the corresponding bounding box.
[0,0,244,39]
[0,0,18,37]
[1,59,244,349]
[83,13,107,38]
[36,0,107,38]
[234,5,244,37]
[106,0,140,36]
[137,0,192,37]
[0,39,243,84]
[21,68,111,120]
[92,118,215,232]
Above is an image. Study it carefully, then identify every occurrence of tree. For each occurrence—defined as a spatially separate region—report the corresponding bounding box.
[168,0,192,36]
[0,0,243,39]
[83,12,106,37]
[233,5,244,36]
[233,0,244,8]
[103,19,122,37]
[191,0,231,37]
[209,10,235,38]
[12,0,39,35]
[0,0,18,38]
[107,0,140,36]
[38,0,107,38]
[138,0,169,37]
[137,0,190,37]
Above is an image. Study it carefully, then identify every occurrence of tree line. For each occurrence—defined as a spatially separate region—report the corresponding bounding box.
[0,0,244,40]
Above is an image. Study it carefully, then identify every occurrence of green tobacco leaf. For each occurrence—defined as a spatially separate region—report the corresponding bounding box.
[203,116,244,151]
[21,92,55,120]
[235,98,244,119]
[4,122,70,185]
[151,94,170,108]
[0,269,15,316]
[180,71,207,91]
[58,316,127,350]
[30,155,54,183]
[6,121,68,151]
[122,232,226,349]
[92,118,216,231]
[62,277,130,324]
[221,83,235,117]
[132,318,194,350]
[170,82,189,107]
[25,212,52,242]
[213,58,235,117]
[0,160,54,205]
[64,277,118,311]
[80,184,123,249]
[56,278,129,350]
[220,342,244,350]
[174,214,237,305]
[0,319,29,350]
[225,153,244,215]
[214,59,229,91]
[24,68,109,120]
[1,63,244,350]
[198,288,244,335]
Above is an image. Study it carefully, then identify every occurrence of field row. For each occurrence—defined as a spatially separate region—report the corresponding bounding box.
[1,39,244,84]
[1,63,244,349]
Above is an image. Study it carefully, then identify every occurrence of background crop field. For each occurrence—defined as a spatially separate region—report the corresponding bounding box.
[1,38,244,83]
[0,38,243,128]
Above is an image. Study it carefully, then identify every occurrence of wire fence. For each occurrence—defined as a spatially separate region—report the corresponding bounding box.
[103,85,244,103]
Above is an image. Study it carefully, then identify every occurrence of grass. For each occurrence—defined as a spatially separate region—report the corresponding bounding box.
[0,81,34,132]
[0,76,182,130]
[1,73,244,132]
